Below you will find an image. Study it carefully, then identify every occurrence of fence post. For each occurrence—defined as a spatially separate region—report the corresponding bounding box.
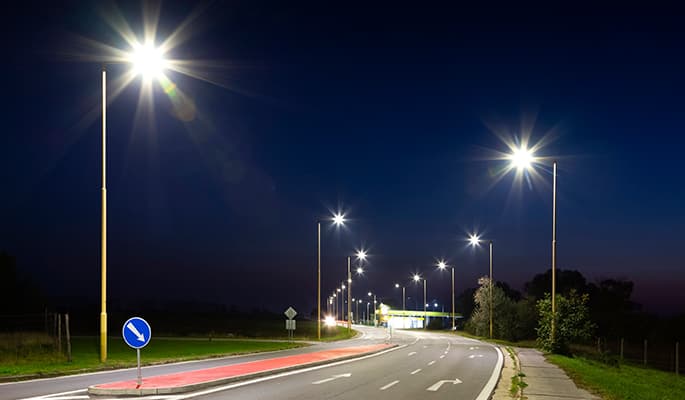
[620,338,624,361]
[643,339,648,366]
[65,313,72,363]
[57,314,62,355]
[676,342,680,376]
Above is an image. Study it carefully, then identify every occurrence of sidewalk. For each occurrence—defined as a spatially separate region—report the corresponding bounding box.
[493,347,600,400]
[88,343,395,396]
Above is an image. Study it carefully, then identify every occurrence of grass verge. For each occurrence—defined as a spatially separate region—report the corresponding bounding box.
[454,331,537,348]
[547,354,685,400]
[0,336,305,379]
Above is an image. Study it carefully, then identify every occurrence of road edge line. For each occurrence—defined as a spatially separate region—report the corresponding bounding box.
[475,345,503,400]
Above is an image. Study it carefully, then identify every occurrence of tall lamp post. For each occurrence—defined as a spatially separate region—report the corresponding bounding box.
[469,234,493,338]
[367,292,377,326]
[346,250,367,333]
[437,261,455,330]
[394,283,405,311]
[317,213,346,340]
[506,147,558,341]
[413,274,427,329]
[100,43,173,362]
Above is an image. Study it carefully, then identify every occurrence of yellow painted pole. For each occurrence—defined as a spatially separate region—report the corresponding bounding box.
[100,67,108,363]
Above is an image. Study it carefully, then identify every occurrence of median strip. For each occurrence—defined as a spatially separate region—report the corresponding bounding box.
[88,344,395,396]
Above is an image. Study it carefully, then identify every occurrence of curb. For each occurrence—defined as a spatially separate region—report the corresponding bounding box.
[88,344,398,396]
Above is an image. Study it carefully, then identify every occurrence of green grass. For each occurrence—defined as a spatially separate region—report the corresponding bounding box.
[454,331,537,348]
[0,335,307,378]
[547,354,685,400]
[0,322,356,380]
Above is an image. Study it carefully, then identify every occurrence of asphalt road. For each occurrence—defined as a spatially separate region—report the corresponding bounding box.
[2,326,501,400]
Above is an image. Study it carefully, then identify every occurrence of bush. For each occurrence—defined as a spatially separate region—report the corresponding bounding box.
[536,290,595,354]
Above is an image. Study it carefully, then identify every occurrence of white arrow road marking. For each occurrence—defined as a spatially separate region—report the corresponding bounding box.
[426,378,462,391]
[126,322,146,342]
[428,360,436,366]
[312,373,351,384]
[380,380,400,390]
[469,346,480,350]
[408,351,417,356]
[411,369,422,375]
[469,354,484,359]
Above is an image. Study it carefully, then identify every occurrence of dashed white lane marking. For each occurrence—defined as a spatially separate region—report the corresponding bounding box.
[469,354,484,359]
[411,369,422,375]
[469,346,479,350]
[380,380,400,390]
[440,355,445,359]
[428,360,436,366]
[408,351,417,356]
[423,345,428,348]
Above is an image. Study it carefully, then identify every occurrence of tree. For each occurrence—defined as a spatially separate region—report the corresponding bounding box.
[536,290,595,354]
[466,276,519,340]
[587,278,638,338]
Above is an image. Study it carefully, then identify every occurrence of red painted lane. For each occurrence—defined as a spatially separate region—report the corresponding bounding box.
[95,344,392,389]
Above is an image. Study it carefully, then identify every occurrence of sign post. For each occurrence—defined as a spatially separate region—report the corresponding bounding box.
[122,317,151,387]
[284,307,297,341]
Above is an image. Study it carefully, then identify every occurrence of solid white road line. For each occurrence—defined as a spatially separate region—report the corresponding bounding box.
[380,380,400,390]
[475,346,504,400]
[410,369,422,375]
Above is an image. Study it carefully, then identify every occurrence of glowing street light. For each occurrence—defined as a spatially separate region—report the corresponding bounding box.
[504,144,559,341]
[436,260,456,330]
[412,274,427,329]
[317,210,348,340]
[99,39,172,362]
[469,233,494,338]
[508,146,534,171]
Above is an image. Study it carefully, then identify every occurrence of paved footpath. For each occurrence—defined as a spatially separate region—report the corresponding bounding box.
[89,343,394,396]
[516,348,600,400]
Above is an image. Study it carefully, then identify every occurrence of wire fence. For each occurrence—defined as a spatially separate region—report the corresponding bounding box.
[0,312,73,362]
[572,337,681,375]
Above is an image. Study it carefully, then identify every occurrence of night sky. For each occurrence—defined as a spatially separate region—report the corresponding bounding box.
[2,2,684,315]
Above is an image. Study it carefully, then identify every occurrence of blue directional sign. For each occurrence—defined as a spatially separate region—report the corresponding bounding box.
[122,317,151,349]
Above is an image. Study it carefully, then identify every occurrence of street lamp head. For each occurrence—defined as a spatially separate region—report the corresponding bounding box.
[413,274,421,282]
[341,284,346,289]
[437,260,447,270]
[468,233,481,247]
[356,267,364,274]
[395,283,400,288]
[355,249,367,261]
[336,288,340,292]
[128,41,167,80]
[358,299,362,303]
[368,292,372,297]
[434,303,438,308]
[332,212,346,226]
[509,146,534,171]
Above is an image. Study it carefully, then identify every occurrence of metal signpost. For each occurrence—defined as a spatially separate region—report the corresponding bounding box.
[284,307,297,341]
[122,317,151,387]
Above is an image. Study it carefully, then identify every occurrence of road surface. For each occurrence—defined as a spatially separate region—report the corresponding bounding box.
[1,325,501,400]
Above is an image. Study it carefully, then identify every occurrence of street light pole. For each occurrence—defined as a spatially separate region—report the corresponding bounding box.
[423,279,427,330]
[403,287,406,311]
[100,66,107,363]
[489,240,493,339]
[347,257,352,332]
[451,267,455,330]
[317,222,321,340]
[551,160,558,342]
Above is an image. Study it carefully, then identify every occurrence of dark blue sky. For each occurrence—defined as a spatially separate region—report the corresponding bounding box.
[2,2,684,314]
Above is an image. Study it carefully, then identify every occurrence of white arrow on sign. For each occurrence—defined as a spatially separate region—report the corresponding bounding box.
[126,322,146,342]
[312,373,351,385]
[426,378,462,391]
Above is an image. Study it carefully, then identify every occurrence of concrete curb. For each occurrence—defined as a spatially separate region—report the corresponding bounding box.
[88,344,398,396]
